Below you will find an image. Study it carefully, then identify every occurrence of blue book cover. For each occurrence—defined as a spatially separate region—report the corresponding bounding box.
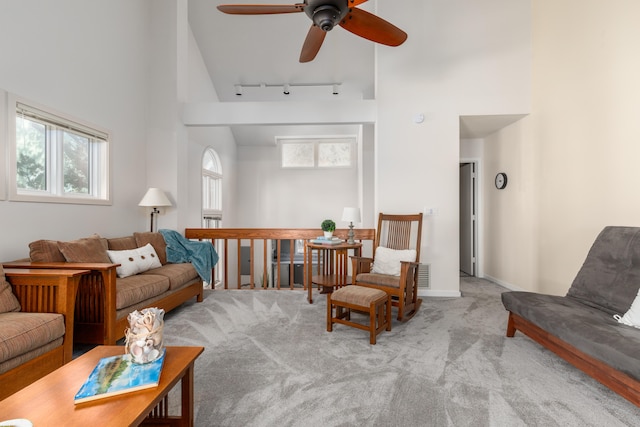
[74,349,165,404]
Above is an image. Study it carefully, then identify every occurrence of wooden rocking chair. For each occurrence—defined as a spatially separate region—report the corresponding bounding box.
[351,213,423,321]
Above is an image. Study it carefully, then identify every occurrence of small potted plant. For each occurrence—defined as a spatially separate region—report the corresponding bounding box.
[321,219,336,239]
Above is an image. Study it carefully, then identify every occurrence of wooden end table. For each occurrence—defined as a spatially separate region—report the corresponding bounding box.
[305,241,362,303]
[0,345,204,427]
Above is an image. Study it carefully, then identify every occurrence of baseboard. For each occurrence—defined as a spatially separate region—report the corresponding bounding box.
[482,274,524,291]
[418,289,461,298]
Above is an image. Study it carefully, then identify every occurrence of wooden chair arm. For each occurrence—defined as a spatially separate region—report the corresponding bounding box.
[398,261,420,291]
[3,261,120,270]
[350,256,374,275]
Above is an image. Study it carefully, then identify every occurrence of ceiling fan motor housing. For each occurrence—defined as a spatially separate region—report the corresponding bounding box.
[305,0,348,31]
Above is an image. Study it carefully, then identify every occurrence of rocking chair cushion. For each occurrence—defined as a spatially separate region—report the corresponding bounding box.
[356,273,401,288]
[371,246,416,276]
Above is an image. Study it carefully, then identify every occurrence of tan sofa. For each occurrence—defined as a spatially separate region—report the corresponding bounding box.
[5,232,204,346]
[0,265,83,400]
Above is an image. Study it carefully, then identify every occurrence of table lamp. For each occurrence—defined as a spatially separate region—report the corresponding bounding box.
[341,207,361,244]
[139,188,172,232]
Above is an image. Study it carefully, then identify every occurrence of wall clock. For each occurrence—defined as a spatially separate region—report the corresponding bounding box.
[495,172,508,190]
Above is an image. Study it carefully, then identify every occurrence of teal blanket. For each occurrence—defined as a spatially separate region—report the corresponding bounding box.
[159,229,219,284]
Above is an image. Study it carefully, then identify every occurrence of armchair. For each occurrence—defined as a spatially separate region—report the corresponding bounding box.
[351,213,423,321]
[0,266,84,400]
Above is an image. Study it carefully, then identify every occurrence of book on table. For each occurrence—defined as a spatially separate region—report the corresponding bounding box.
[310,236,344,245]
[74,349,166,404]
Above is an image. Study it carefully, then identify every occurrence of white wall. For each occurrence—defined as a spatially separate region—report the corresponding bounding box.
[376,0,531,296]
[186,26,238,228]
[0,1,152,261]
[236,145,358,228]
[484,0,640,296]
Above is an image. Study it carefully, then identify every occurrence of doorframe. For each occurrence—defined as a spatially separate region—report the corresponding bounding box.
[460,157,483,278]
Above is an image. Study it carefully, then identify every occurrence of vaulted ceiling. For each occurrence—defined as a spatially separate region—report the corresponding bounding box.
[187,0,524,144]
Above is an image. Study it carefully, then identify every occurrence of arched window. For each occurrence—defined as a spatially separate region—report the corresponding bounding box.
[202,148,222,228]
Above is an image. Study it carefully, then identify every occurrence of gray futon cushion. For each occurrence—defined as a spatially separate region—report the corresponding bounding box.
[566,226,640,315]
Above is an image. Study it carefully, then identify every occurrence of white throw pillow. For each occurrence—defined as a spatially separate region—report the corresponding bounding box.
[614,289,640,328]
[371,246,417,276]
[107,243,162,278]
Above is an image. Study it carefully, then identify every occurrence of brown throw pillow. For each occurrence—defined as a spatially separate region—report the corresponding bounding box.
[134,232,167,265]
[0,266,21,313]
[58,236,111,263]
[29,239,66,262]
[107,236,138,251]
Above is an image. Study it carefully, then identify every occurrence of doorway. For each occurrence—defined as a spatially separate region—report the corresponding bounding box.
[460,162,477,276]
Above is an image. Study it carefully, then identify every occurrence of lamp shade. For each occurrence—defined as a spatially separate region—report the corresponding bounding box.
[341,207,361,223]
[138,188,172,207]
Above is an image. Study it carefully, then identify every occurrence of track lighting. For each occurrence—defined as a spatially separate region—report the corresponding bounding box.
[233,82,342,96]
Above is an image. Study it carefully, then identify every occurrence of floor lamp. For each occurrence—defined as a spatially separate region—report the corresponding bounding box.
[139,188,172,232]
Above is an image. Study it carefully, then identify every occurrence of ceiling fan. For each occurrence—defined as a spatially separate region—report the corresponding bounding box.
[217,0,407,63]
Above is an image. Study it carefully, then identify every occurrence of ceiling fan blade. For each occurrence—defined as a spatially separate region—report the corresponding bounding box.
[299,25,326,63]
[339,7,407,46]
[217,4,304,15]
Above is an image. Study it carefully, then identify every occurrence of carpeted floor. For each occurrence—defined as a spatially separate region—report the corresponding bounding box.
[161,277,640,426]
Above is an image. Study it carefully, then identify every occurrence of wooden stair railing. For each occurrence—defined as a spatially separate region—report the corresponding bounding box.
[185,228,375,290]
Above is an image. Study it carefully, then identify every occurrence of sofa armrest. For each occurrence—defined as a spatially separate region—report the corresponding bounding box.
[4,268,89,363]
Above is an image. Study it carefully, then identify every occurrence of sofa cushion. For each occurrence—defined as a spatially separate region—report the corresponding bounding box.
[115,274,170,310]
[107,236,138,251]
[0,312,65,366]
[29,239,66,262]
[58,235,111,263]
[567,226,640,315]
[107,244,162,278]
[0,266,21,314]
[134,232,167,265]
[502,291,640,381]
[140,263,199,290]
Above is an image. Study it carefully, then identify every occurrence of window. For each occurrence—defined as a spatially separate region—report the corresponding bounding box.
[279,137,355,168]
[202,148,222,227]
[9,96,110,204]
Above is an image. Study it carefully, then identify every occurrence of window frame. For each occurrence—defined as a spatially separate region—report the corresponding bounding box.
[8,94,111,205]
[278,136,356,169]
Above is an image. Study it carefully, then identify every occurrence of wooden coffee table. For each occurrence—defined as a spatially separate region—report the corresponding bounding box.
[0,345,204,427]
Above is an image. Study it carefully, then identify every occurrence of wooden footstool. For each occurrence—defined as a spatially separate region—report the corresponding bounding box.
[327,285,391,344]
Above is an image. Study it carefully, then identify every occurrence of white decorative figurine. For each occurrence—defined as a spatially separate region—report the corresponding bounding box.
[124,307,165,364]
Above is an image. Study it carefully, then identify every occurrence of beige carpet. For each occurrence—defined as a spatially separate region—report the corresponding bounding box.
[161,277,640,426]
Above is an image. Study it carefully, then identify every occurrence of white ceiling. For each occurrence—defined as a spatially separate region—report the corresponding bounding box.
[188,0,525,143]
[188,0,376,103]
[459,114,527,139]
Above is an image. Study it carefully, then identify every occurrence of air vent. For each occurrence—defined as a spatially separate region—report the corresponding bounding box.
[417,264,430,288]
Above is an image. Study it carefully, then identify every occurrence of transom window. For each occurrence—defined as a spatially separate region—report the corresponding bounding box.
[9,96,110,204]
[279,137,355,168]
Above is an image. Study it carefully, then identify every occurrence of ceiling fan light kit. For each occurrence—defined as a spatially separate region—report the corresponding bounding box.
[217,0,407,63]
